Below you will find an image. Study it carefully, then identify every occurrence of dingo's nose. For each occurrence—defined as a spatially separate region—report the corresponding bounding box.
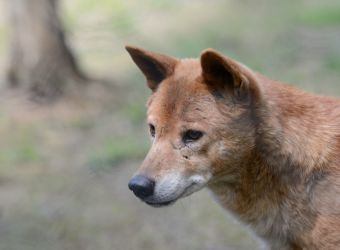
[128,175,155,199]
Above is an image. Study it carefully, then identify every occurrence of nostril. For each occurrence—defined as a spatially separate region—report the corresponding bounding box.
[128,175,155,199]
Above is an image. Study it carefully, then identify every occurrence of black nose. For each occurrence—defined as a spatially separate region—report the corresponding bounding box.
[128,175,155,199]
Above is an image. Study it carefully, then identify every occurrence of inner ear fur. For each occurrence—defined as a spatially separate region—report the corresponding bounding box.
[200,49,259,102]
[125,45,178,91]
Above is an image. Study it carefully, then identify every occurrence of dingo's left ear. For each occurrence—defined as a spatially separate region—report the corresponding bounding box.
[200,49,260,102]
[126,45,178,91]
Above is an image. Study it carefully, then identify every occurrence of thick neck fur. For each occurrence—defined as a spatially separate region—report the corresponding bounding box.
[209,74,340,248]
[256,74,340,176]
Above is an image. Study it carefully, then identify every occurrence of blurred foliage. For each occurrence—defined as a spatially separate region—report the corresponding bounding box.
[59,0,340,94]
[300,5,340,26]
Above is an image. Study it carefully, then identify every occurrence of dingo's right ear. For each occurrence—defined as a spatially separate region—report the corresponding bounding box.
[125,45,178,91]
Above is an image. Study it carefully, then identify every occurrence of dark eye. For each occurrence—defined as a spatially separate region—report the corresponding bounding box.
[149,124,155,137]
[182,130,203,143]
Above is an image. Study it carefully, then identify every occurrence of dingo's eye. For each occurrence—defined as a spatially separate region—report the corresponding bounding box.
[182,130,203,143]
[149,124,156,137]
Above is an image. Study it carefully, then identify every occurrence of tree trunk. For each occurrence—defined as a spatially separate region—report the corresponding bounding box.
[6,0,86,100]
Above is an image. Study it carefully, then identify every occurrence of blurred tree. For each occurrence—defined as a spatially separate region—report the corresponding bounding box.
[6,0,87,100]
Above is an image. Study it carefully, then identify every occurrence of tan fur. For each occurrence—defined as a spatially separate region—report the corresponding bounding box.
[126,46,340,250]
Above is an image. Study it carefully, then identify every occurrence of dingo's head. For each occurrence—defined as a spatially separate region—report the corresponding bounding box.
[126,46,261,207]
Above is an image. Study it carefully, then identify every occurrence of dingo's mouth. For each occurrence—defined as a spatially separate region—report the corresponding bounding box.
[128,172,211,208]
[143,182,203,207]
[145,200,176,207]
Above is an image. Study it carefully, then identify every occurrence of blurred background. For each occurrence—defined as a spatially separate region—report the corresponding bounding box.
[0,0,339,249]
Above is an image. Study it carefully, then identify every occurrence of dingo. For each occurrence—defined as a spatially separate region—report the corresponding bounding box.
[126,46,340,250]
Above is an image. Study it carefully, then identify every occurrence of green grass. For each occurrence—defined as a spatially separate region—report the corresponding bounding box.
[0,124,40,167]
[69,117,95,130]
[123,102,146,124]
[325,54,340,72]
[88,138,149,171]
[300,6,340,26]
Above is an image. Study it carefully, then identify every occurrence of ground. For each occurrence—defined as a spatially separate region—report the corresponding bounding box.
[0,0,339,249]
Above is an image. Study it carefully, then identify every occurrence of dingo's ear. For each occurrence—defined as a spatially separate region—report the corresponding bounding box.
[200,49,258,101]
[126,45,178,91]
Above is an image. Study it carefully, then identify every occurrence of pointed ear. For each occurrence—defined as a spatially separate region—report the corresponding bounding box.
[125,45,178,91]
[200,49,258,101]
